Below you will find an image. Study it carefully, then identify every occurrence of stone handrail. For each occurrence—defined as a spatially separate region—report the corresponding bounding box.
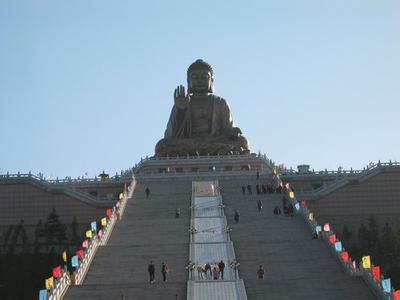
[293,190,394,299]
[48,269,70,300]
[44,179,135,299]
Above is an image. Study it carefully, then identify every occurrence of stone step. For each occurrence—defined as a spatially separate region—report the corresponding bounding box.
[219,179,375,300]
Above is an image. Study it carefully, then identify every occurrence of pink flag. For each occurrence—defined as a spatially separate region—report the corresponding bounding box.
[82,240,89,248]
[116,201,121,208]
[98,229,103,238]
[323,223,330,232]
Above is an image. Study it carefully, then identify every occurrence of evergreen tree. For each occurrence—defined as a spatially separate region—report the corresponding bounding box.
[43,208,67,250]
[71,216,80,245]
[342,225,353,243]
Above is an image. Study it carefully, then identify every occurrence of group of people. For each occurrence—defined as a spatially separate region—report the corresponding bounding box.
[196,260,226,280]
[147,261,170,283]
[241,182,284,195]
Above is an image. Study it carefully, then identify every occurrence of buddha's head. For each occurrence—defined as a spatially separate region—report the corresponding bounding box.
[187,59,214,95]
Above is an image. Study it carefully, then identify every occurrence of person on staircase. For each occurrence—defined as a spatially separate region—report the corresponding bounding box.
[145,187,150,198]
[161,262,170,282]
[218,260,225,280]
[257,265,265,279]
[257,199,263,212]
[148,261,155,283]
[234,210,240,223]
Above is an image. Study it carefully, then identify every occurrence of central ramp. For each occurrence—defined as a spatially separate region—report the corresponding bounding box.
[187,181,247,300]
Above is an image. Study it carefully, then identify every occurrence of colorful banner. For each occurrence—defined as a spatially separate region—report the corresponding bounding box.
[329,234,337,244]
[382,278,391,293]
[76,249,84,258]
[289,191,294,199]
[86,230,93,239]
[106,208,112,217]
[91,221,97,232]
[340,251,349,263]
[372,266,381,280]
[101,217,107,226]
[308,212,314,221]
[294,203,300,211]
[362,256,371,269]
[71,255,79,267]
[52,266,61,278]
[39,289,48,300]
[82,239,89,248]
[45,277,54,290]
[62,250,67,263]
[315,226,322,234]
[323,223,330,232]
[334,241,342,252]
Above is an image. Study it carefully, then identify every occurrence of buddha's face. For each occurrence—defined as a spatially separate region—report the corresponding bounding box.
[188,69,213,94]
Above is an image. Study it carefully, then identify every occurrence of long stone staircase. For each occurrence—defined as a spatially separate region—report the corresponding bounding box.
[220,178,375,300]
[62,174,378,299]
[64,180,192,300]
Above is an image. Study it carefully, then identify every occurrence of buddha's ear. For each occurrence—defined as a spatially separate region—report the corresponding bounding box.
[209,76,215,93]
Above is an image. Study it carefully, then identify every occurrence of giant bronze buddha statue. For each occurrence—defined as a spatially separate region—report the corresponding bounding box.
[155,59,250,157]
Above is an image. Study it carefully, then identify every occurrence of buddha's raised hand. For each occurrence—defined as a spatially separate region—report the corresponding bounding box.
[174,85,189,109]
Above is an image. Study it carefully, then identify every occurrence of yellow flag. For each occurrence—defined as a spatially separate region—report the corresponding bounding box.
[62,250,67,262]
[273,168,276,174]
[45,277,54,289]
[362,256,371,268]
[86,230,93,239]
[119,192,124,200]
[309,212,314,221]
[289,192,295,199]
[101,217,107,226]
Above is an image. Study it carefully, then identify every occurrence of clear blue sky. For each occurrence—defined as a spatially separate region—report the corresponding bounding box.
[1,0,399,178]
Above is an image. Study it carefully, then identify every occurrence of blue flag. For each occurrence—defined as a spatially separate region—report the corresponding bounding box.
[39,289,48,300]
[334,241,342,252]
[315,225,322,233]
[382,278,391,293]
[91,221,97,232]
[294,203,300,211]
[71,255,79,267]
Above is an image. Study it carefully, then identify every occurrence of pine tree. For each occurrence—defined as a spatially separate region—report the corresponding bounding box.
[43,208,67,250]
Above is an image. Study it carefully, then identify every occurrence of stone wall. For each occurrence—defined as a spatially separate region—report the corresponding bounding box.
[306,168,400,234]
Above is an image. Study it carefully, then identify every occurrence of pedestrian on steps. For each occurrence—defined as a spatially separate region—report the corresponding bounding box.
[242,186,246,195]
[148,261,155,283]
[234,210,240,223]
[218,260,225,280]
[161,262,170,282]
[145,187,150,198]
[212,267,219,280]
[257,265,265,279]
[257,199,263,212]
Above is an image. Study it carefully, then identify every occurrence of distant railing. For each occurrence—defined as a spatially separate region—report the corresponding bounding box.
[134,153,276,171]
[0,172,131,185]
[298,160,400,197]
